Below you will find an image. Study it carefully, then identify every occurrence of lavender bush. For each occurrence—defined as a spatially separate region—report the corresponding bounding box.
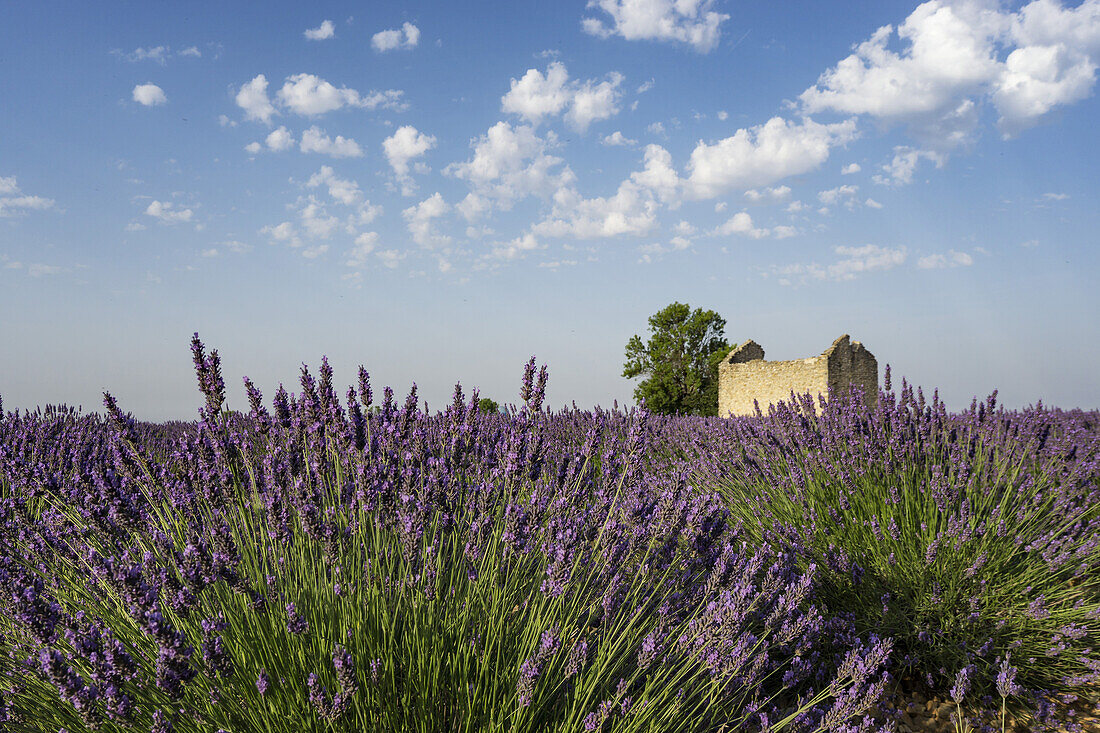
[0,337,891,732]
[684,369,1100,723]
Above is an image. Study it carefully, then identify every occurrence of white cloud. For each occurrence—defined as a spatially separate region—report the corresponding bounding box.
[179,46,201,58]
[582,0,730,53]
[244,141,263,154]
[993,42,1097,136]
[0,176,55,218]
[305,20,336,40]
[715,211,796,239]
[918,249,974,268]
[717,211,766,238]
[533,179,659,240]
[299,126,363,158]
[236,75,277,124]
[1042,191,1070,200]
[301,199,340,239]
[842,162,862,174]
[602,130,637,146]
[132,83,167,106]
[346,231,379,268]
[201,248,219,258]
[456,192,492,222]
[383,126,436,193]
[145,200,193,223]
[786,200,806,213]
[717,110,729,120]
[276,73,405,116]
[307,166,362,206]
[376,249,405,268]
[865,197,884,209]
[372,22,420,52]
[629,144,680,204]
[446,122,574,207]
[566,72,625,132]
[501,63,573,126]
[772,244,908,285]
[402,192,451,248]
[265,126,295,151]
[872,146,945,185]
[818,184,860,208]
[113,46,170,64]
[491,232,543,260]
[684,116,858,199]
[124,221,146,231]
[800,0,1100,145]
[744,185,791,203]
[501,62,624,132]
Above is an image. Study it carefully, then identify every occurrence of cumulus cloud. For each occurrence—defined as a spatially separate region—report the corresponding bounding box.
[841,162,862,174]
[491,232,543,260]
[305,20,336,40]
[179,46,201,58]
[744,185,792,203]
[501,62,624,132]
[817,184,861,208]
[145,200,193,223]
[132,83,167,106]
[684,116,858,199]
[299,126,364,158]
[716,211,797,239]
[446,122,574,208]
[582,0,730,53]
[383,126,436,193]
[346,231,379,268]
[772,244,908,285]
[244,141,262,154]
[0,176,55,218]
[236,75,277,123]
[533,180,659,240]
[872,146,945,185]
[265,126,295,151]
[602,130,637,146]
[277,73,404,116]
[918,249,974,268]
[800,0,1100,146]
[402,192,451,248]
[372,22,420,52]
[629,144,680,204]
[307,166,362,206]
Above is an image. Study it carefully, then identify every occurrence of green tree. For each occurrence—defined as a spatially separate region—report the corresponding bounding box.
[623,302,731,416]
[477,396,501,414]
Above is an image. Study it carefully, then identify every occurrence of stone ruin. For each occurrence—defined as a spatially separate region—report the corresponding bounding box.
[717,334,878,417]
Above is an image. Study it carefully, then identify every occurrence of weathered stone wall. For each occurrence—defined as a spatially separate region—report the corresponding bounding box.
[718,335,878,417]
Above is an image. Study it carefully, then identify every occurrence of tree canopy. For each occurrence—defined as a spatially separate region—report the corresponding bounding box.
[622,302,731,416]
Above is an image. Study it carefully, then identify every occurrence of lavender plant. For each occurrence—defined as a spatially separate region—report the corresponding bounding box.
[686,368,1100,725]
[0,337,890,732]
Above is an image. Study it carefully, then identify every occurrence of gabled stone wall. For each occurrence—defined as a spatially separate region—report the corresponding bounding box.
[717,335,878,417]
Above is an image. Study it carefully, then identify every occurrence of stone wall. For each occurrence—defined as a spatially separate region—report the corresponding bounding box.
[718,335,878,417]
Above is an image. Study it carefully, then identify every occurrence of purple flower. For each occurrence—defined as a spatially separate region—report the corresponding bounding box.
[256,668,270,696]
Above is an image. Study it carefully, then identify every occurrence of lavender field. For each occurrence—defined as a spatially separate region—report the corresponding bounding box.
[0,336,1097,733]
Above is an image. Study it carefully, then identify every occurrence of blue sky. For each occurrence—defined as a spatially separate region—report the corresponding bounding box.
[2,0,1098,420]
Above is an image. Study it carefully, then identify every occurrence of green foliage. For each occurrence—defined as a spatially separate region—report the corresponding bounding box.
[477,396,500,414]
[622,302,730,416]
